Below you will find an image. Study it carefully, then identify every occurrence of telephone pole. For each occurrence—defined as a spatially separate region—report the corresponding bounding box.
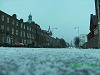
[96,0,100,48]
[74,27,79,36]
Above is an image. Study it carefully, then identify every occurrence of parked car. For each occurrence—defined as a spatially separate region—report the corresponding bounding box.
[13,43,25,47]
[34,45,42,48]
[0,43,3,47]
[0,43,12,47]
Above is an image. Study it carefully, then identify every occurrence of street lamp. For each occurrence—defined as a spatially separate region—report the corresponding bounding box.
[52,28,57,37]
[74,27,79,36]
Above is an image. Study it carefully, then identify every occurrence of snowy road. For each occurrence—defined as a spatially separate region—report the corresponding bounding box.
[0,47,100,75]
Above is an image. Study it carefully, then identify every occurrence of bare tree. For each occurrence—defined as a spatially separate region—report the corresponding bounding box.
[74,36,80,48]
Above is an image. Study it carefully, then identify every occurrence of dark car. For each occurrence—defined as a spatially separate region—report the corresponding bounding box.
[0,43,12,47]
[0,43,3,47]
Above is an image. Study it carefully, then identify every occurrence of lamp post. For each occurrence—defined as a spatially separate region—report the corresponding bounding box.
[52,28,57,37]
[74,27,79,36]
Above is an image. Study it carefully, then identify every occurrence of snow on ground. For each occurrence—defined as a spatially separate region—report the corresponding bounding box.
[0,47,100,75]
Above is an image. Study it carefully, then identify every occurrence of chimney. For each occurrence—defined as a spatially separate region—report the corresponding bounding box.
[20,18,23,22]
[12,14,17,18]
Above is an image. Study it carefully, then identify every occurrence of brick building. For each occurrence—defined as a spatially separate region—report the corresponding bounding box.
[0,10,64,48]
[82,0,99,48]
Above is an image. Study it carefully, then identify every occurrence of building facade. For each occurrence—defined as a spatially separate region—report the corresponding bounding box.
[79,34,87,47]
[0,10,64,48]
[82,0,99,48]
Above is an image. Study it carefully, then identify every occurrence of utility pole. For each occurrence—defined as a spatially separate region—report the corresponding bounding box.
[74,27,79,36]
[96,0,100,48]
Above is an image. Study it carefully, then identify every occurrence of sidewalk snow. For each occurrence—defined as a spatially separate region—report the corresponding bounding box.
[0,47,100,75]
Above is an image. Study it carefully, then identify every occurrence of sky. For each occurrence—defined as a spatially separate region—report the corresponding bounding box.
[0,0,95,43]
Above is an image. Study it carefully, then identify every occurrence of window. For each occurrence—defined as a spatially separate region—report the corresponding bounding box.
[24,40,26,44]
[7,17,9,23]
[23,31,25,37]
[7,37,10,43]
[27,40,30,44]
[30,39,32,44]
[12,28,14,34]
[27,33,28,37]
[15,39,18,44]
[28,27,29,31]
[2,15,4,21]
[20,31,22,37]
[16,22,18,26]
[27,26,28,30]
[27,33,29,38]
[16,29,18,35]
[32,29,34,32]
[12,20,14,25]
[30,34,31,38]
[30,27,31,31]
[24,25,26,29]
[7,27,9,31]
[1,25,4,30]
[21,23,23,28]
[21,39,23,43]
[32,35,34,39]
[11,37,13,44]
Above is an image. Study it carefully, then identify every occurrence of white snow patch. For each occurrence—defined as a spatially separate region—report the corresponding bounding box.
[0,47,100,75]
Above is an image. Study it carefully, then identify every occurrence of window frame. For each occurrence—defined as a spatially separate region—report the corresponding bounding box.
[12,28,14,35]
[1,25,4,30]
[2,15,4,21]
[7,17,9,23]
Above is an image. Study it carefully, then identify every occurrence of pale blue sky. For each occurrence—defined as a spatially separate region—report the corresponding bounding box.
[0,0,95,43]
